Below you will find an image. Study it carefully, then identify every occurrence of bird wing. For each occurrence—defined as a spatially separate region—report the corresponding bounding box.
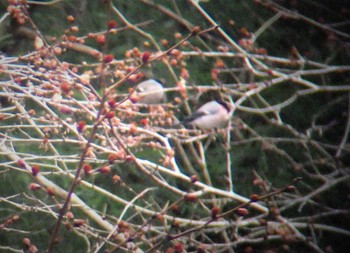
[181,110,209,124]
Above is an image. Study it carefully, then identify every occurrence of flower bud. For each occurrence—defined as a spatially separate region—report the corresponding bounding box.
[235,208,249,216]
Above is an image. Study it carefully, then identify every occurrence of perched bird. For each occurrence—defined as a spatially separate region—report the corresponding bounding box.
[133,79,165,104]
[182,100,231,129]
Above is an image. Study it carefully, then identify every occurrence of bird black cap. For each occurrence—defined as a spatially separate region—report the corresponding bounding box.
[216,100,230,112]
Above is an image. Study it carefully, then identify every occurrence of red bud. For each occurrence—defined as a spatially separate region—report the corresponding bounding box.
[108,99,116,108]
[235,208,249,216]
[77,121,86,132]
[28,183,41,191]
[139,118,148,127]
[83,164,92,175]
[112,175,121,183]
[66,15,74,22]
[22,238,31,247]
[99,166,111,174]
[174,242,184,253]
[107,153,118,163]
[141,51,151,63]
[46,187,55,196]
[285,185,296,192]
[59,106,72,114]
[73,219,85,227]
[66,211,74,219]
[211,206,220,220]
[17,159,25,168]
[191,26,201,35]
[104,54,114,63]
[250,194,259,202]
[107,20,117,30]
[31,165,39,176]
[184,194,196,202]
[105,111,115,119]
[190,175,198,183]
[60,82,71,93]
[96,34,106,45]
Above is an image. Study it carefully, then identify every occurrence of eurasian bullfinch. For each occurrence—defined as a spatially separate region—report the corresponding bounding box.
[134,79,165,104]
[182,100,231,129]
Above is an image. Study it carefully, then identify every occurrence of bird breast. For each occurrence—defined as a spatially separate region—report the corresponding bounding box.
[189,109,229,129]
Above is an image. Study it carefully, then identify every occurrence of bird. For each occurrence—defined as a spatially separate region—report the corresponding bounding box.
[181,100,231,129]
[133,79,165,104]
